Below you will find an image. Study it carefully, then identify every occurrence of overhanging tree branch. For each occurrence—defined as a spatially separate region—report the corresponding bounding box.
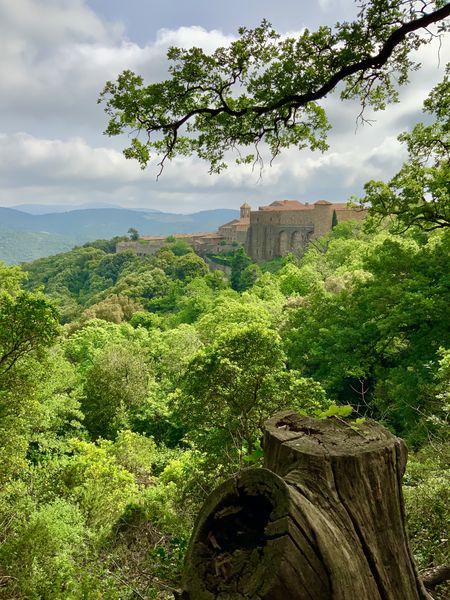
[167,3,450,122]
[99,1,450,173]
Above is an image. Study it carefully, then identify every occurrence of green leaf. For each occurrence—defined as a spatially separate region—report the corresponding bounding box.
[316,404,353,419]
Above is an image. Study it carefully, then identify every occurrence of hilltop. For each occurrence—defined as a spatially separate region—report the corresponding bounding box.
[0,206,239,263]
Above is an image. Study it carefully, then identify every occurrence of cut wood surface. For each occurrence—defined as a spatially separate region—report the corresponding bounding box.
[181,411,432,599]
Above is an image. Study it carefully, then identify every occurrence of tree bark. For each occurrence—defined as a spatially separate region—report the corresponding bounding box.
[421,564,450,590]
[180,411,432,599]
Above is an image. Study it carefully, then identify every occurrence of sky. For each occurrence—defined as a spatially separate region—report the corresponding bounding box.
[0,0,449,214]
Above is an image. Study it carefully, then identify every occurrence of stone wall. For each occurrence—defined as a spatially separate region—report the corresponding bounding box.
[117,235,238,258]
[116,240,164,257]
[116,201,367,263]
[246,201,367,261]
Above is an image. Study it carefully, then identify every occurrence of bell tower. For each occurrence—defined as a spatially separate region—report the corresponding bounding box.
[240,202,251,219]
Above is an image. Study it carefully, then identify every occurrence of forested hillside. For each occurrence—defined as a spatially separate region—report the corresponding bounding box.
[1,1,449,596]
[0,207,239,264]
[0,225,76,265]
[0,215,448,598]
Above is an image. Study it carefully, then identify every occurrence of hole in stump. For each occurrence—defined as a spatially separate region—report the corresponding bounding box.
[196,486,274,591]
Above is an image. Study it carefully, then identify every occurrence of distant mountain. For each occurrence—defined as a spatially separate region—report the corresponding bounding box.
[10,202,162,215]
[0,225,76,264]
[0,207,239,264]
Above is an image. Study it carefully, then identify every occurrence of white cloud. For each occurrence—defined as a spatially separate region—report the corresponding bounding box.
[318,0,337,10]
[0,133,145,184]
[0,0,449,214]
[0,0,119,45]
[155,26,234,52]
[0,1,236,130]
[0,131,283,191]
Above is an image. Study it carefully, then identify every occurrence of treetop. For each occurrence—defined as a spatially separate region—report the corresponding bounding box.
[99,1,450,175]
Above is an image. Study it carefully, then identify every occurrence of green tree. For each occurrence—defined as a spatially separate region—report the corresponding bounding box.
[164,238,193,256]
[237,262,261,292]
[403,445,450,571]
[172,277,215,324]
[80,294,142,324]
[129,310,161,330]
[173,324,328,467]
[0,285,60,483]
[28,347,85,461]
[112,268,171,303]
[173,253,209,280]
[361,69,450,232]
[82,343,149,439]
[230,248,252,291]
[0,261,27,296]
[99,2,450,173]
[0,291,60,377]
[64,319,130,370]
[196,293,274,342]
[128,227,140,241]
[284,228,450,444]
[155,323,203,384]
[0,498,87,599]
[332,209,338,229]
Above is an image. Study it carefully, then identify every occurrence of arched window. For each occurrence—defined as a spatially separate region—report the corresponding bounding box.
[279,230,290,255]
[291,230,305,251]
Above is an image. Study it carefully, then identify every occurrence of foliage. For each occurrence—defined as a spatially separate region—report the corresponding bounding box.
[80,293,142,324]
[283,227,450,444]
[0,213,448,596]
[128,227,140,241]
[0,290,60,377]
[195,293,275,342]
[173,324,329,470]
[173,252,209,280]
[99,2,450,173]
[0,498,87,599]
[82,343,149,439]
[129,310,161,330]
[28,347,85,460]
[164,238,193,256]
[0,280,61,485]
[361,67,450,232]
[403,445,450,570]
[230,248,253,290]
[0,261,27,294]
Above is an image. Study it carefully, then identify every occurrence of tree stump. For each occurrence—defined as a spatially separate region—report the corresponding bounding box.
[180,411,431,600]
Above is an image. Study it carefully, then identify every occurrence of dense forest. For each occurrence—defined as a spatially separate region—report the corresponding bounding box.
[0,208,240,265]
[1,1,450,597]
[0,208,448,597]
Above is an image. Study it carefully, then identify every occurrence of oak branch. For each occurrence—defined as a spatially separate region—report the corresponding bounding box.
[99,1,450,174]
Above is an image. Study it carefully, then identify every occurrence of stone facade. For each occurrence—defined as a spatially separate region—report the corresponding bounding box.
[117,232,231,258]
[116,200,366,262]
[217,203,251,243]
[246,200,366,261]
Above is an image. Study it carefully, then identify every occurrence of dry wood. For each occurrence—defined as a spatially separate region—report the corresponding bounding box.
[421,564,450,590]
[181,411,432,599]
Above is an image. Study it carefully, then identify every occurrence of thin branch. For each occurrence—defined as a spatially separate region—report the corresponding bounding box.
[155,4,450,133]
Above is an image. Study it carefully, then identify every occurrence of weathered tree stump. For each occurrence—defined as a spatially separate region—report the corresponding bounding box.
[180,411,431,599]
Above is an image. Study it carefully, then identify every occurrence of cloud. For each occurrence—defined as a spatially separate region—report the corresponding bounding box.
[0,0,449,215]
[0,126,404,213]
[0,1,235,132]
[0,131,282,191]
[0,133,149,185]
[318,0,337,10]
[0,0,120,45]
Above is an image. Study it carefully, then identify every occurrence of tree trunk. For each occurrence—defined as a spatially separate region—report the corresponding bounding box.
[180,411,431,599]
